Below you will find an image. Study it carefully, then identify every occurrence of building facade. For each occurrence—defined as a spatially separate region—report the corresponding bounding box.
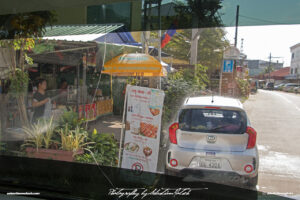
[289,43,300,80]
[247,59,283,77]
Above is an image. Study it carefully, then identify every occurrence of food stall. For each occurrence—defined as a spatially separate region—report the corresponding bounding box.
[100,53,165,168]
[28,40,115,122]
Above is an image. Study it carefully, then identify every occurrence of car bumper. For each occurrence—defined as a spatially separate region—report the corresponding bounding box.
[165,144,259,178]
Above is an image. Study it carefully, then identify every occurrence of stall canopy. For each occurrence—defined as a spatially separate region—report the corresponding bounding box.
[29,24,142,67]
[102,53,165,77]
[43,24,139,45]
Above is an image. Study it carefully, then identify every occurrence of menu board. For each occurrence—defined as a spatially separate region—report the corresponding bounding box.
[121,85,165,173]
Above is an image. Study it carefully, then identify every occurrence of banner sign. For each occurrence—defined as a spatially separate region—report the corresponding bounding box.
[121,85,165,173]
[78,103,97,121]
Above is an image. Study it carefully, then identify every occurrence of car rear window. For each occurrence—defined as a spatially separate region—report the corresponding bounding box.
[178,109,247,134]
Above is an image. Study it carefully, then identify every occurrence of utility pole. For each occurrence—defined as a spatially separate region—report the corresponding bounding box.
[158,0,161,63]
[158,0,162,89]
[240,38,244,53]
[268,53,271,82]
[190,12,200,67]
[234,5,240,47]
[267,53,283,83]
[190,30,199,65]
[142,0,162,88]
[232,5,239,97]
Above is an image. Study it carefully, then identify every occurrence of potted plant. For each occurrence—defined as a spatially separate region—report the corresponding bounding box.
[57,125,93,161]
[22,117,53,151]
[22,117,88,162]
[75,129,118,166]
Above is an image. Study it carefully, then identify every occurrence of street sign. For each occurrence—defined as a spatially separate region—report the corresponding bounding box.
[223,60,234,73]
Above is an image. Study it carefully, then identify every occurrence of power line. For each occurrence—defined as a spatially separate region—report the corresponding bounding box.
[229,16,236,27]
[239,14,291,25]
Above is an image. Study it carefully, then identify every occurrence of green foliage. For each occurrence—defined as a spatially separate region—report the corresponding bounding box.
[198,28,229,76]
[112,78,126,115]
[264,65,274,74]
[90,132,119,167]
[0,11,56,39]
[74,153,95,163]
[195,64,209,89]
[126,77,139,85]
[162,28,229,80]
[43,117,55,149]
[236,78,250,98]
[8,68,29,96]
[58,125,91,152]
[75,131,118,167]
[163,74,191,126]
[162,66,210,127]
[0,12,55,127]
[21,117,55,150]
[173,0,223,28]
[59,110,85,129]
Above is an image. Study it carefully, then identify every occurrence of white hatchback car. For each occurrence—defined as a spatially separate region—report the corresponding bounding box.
[165,96,259,187]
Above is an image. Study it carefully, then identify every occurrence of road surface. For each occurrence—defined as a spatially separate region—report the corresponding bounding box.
[243,89,300,198]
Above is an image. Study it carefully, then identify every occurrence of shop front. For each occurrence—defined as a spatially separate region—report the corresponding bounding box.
[29,40,115,122]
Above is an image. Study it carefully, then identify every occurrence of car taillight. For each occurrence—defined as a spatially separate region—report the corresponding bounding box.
[246,126,257,149]
[170,159,178,167]
[204,106,220,109]
[244,164,254,173]
[169,123,179,144]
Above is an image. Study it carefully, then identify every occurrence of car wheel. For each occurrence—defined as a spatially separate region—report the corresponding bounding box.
[246,175,258,188]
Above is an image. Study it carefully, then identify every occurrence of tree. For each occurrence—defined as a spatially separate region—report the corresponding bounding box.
[162,65,209,128]
[264,65,274,74]
[0,11,55,127]
[198,28,230,77]
[163,0,223,29]
[162,28,229,76]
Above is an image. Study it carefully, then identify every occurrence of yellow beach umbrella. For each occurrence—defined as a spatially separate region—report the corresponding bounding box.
[102,53,164,76]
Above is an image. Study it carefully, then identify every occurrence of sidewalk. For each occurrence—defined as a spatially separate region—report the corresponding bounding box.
[87,115,123,142]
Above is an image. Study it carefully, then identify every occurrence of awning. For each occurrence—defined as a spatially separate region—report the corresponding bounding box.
[43,24,139,45]
[102,53,164,77]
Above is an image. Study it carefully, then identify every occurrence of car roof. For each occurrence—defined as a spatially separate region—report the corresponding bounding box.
[184,96,244,109]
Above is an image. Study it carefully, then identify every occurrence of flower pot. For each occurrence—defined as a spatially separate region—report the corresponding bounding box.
[25,147,84,162]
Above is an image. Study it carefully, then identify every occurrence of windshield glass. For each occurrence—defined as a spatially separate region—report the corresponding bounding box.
[179,109,247,134]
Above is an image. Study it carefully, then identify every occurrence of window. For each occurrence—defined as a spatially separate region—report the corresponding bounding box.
[87,2,131,28]
[179,109,247,134]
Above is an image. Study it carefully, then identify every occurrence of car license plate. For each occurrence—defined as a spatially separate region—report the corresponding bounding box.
[198,158,221,169]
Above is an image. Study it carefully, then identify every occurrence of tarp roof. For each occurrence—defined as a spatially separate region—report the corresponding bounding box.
[44,24,124,36]
[43,24,139,45]
[43,25,170,56]
[29,24,141,66]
